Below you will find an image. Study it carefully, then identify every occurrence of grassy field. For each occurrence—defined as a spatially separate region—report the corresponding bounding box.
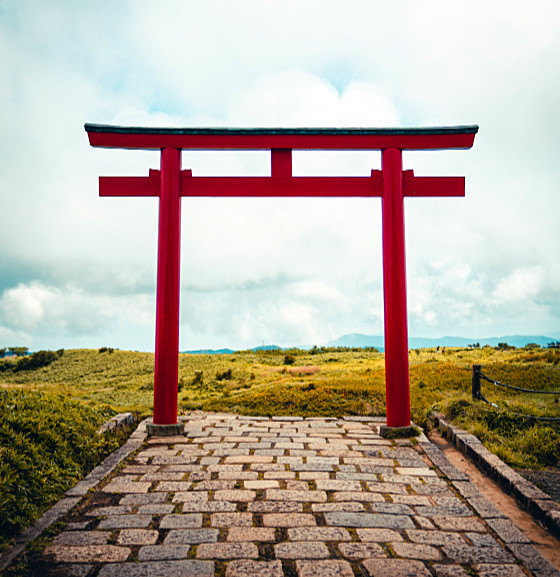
[0,345,559,550]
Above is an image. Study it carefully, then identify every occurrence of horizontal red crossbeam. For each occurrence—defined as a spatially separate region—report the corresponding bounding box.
[181,175,383,197]
[99,172,464,198]
[86,124,478,151]
[99,174,160,196]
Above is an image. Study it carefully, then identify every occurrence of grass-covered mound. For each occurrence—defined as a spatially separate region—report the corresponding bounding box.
[0,388,126,552]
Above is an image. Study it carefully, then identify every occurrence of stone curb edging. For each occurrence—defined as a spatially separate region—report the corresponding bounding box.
[0,416,148,573]
[434,413,560,538]
[97,411,135,435]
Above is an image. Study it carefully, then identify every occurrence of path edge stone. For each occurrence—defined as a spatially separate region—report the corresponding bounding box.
[434,413,560,538]
[0,417,149,573]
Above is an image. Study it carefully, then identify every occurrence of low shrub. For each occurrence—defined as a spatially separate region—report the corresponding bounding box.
[13,350,62,372]
[215,369,233,381]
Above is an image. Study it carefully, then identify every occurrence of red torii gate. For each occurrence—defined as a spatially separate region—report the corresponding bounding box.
[85,124,477,435]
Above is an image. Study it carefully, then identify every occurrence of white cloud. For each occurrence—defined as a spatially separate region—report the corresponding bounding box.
[493,267,544,303]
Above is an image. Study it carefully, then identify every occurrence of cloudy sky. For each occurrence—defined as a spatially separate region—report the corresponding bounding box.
[1,1,559,352]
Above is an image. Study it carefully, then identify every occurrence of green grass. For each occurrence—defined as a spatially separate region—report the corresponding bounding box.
[0,345,559,551]
[0,387,129,552]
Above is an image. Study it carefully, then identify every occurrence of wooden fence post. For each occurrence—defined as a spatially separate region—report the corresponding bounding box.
[472,364,482,400]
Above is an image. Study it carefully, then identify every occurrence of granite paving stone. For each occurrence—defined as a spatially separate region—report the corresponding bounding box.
[414,503,472,517]
[86,505,134,516]
[362,558,432,577]
[266,489,327,502]
[274,541,330,559]
[390,494,431,506]
[224,455,273,464]
[250,463,286,471]
[287,527,352,541]
[368,502,414,515]
[315,479,362,491]
[102,480,152,493]
[138,545,191,561]
[155,481,192,492]
[196,542,259,559]
[219,471,258,480]
[324,511,415,529]
[406,529,466,546]
[263,470,295,479]
[432,516,486,532]
[122,465,159,474]
[467,496,507,519]
[295,559,355,577]
[413,516,436,530]
[356,528,404,542]
[43,544,131,563]
[471,565,528,577]
[465,531,500,547]
[98,515,153,529]
[140,471,187,481]
[213,489,256,502]
[263,513,317,527]
[51,531,110,546]
[120,492,169,505]
[299,471,330,480]
[442,543,515,564]
[286,480,310,490]
[485,518,531,544]
[97,560,214,577]
[331,491,384,502]
[396,466,437,476]
[226,527,276,542]
[244,480,280,489]
[193,480,235,491]
[312,502,366,512]
[365,481,407,494]
[137,504,176,514]
[431,565,470,577]
[173,491,209,503]
[337,541,386,559]
[117,529,159,545]
[225,560,284,577]
[210,512,253,526]
[390,541,442,560]
[409,482,453,496]
[152,455,199,465]
[164,529,219,545]
[159,514,203,528]
[247,501,303,513]
[182,501,238,513]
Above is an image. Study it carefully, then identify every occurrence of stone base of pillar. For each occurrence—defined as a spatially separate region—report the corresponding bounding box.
[147,421,185,437]
[379,424,419,439]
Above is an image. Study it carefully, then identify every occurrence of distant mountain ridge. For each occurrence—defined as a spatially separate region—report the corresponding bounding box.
[327,333,558,351]
[182,334,558,354]
[182,345,281,355]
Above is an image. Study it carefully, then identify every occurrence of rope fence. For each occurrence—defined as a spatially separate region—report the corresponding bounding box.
[471,364,560,422]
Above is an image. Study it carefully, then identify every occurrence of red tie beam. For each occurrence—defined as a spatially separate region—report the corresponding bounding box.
[85,124,477,435]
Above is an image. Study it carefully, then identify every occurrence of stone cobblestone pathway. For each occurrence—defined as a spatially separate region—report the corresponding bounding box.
[38,413,560,577]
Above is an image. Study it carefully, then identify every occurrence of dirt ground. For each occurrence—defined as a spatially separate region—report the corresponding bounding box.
[428,429,560,571]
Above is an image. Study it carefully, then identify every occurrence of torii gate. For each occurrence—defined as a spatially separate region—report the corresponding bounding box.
[85,124,477,435]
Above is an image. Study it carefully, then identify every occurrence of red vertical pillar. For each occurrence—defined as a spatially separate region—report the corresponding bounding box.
[381,148,411,428]
[153,147,182,425]
[271,149,292,177]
